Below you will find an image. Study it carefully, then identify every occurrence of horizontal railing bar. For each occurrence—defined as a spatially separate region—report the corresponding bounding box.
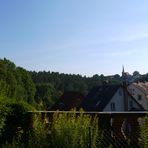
[27,111,148,114]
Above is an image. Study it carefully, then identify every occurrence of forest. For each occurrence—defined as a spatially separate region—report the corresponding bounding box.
[0,58,120,109]
[1,58,148,109]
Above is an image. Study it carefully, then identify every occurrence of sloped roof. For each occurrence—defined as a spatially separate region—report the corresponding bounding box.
[80,84,120,111]
[127,91,145,111]
[132,82,148,95]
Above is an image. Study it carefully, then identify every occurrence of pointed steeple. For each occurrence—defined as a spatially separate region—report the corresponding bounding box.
[122,65,125,81]
[122,65,126,80]
[121,66,128,111]
[122,65,124,74]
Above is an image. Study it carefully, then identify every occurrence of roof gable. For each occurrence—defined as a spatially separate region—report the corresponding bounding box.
[127,91,145,111]
[80,84,120,111]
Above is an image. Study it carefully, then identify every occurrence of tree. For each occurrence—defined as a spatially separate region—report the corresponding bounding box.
[133,71,140,76]
[35,83,57,108]
[17,67,36,104]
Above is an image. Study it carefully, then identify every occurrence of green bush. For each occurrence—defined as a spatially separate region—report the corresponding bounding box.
[0,96,34,146]
[0,96,10,135]
[27,113,49,148]
[28,110,100,148]
[50,110,100,148]
[2,110,100,148]
[2,138,24,148]
[139,116,148,148]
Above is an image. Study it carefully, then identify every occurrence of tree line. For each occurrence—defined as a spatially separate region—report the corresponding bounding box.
[1,58,147,109]
[29,70,121,108]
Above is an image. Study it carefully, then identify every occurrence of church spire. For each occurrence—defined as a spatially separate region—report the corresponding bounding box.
[122,65,124,74]
[122,66,128,111]
[122,65,126,83]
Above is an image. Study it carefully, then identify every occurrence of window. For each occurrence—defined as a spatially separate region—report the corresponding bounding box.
[111,102,116,111]
[59,102,65,107]
[138,95,142,100]
[96,101,100,106]
[119,90,122,96]
[129,101,133,109]
[132,89,135,95]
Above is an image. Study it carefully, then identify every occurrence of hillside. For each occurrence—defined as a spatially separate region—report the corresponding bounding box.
[1,58,148,109]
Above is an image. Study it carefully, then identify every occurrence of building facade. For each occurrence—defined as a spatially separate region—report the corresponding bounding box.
[128,82,148,110]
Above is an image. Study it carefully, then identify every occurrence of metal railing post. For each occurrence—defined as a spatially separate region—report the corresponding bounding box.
[89,126,91,148]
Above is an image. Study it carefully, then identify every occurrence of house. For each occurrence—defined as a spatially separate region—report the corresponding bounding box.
[50,91,84,111]
[128,82,148,110]
[80,84,144,112]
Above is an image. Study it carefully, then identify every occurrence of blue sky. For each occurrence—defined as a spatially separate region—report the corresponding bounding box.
[0,0,148,76]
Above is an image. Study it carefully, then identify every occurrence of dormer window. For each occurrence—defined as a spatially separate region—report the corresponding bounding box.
[119,90,122,96]
[96,101,100,106]
[132,89,135,95]
[129,101,133,109]
[138,95,142,101]
[111,102,116,111]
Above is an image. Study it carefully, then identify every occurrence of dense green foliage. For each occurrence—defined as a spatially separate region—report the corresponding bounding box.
[2,110,148,148]
[139,116,148,148]
[3,110,100,148]
[0,96,10,135]
[0,95,34,146]
[50,110,99,148]
[0,60,36,146]
[0,57,122,110]
[0,58,58,110]
[35,83,59,108]
[30,71,121,97]
[0,58,36,145]
[0,58,36,104]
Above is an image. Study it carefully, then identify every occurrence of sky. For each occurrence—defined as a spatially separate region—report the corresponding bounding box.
[0,0,148,76]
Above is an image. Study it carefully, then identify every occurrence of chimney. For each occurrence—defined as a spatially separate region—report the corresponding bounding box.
[123,84,128,111]
[121,66,128,111]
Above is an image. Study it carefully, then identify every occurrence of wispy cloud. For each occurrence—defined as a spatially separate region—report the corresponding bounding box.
[100,49,138,57]
[110,32,148,44]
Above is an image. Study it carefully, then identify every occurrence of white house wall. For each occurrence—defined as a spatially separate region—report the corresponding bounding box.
[103,88,124,112]
[103,87,142,112]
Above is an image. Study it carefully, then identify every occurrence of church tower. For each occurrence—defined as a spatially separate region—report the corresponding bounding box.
[122,66,126,84]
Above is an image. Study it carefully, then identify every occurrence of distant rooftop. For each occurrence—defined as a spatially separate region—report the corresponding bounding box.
[132,82,148,95]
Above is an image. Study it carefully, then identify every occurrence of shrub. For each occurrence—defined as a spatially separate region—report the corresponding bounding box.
[0,97,34,146]
[139,116,148,148]
[50,110,100,148]
[2,110,101,148]
[27,110,100,148]
[27,113,49,148]
[2,138,24,148]
[0,96,10,135]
